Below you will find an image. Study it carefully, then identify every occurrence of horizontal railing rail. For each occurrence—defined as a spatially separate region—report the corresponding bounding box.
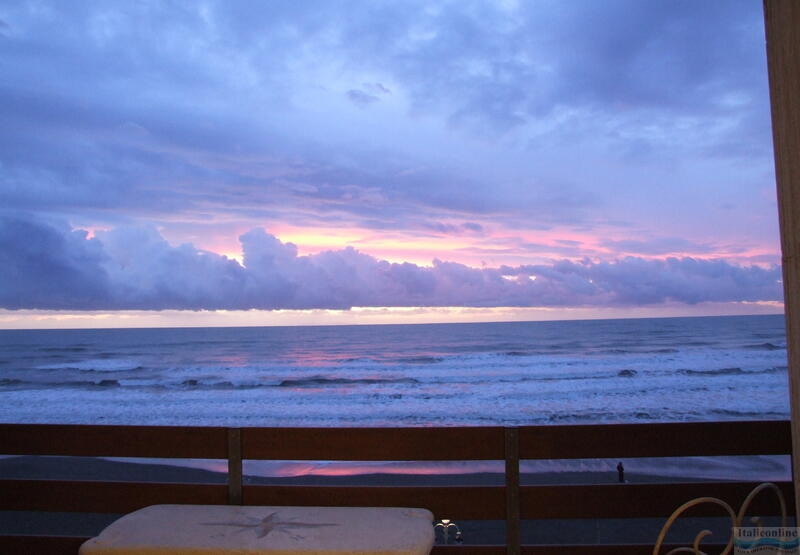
[0,424,229,458]
[4,420,788,459]
[519,420,792,458]
[0,420,793,555]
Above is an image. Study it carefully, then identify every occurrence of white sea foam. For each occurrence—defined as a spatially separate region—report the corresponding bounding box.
[0,315,790,435]
[36,358,143,372]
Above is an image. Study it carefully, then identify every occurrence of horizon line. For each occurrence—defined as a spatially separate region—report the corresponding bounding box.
[0,308,784,332]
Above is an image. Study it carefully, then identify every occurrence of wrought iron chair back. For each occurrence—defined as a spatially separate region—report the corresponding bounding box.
[653,482,789,555]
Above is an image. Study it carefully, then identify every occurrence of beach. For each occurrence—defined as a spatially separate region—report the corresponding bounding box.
[0,455,749,546]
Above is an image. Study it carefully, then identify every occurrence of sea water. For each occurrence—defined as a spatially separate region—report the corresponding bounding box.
[0,314,791,479]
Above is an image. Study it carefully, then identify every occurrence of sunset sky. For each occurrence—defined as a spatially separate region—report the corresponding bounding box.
[0,0,785,328]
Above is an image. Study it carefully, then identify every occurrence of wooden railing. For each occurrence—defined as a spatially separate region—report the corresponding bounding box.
[0,420,793,554]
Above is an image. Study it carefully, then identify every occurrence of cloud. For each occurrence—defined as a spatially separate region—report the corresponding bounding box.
[0,217,111,309]
[347,82,391,107]
[0,217,783,311]
[0,1,779,269]
[461,222,484,233]
[346,89,380,107]
[96,226,249,310]
[363,82,391,95]
[601,237,716,255]
[504,258,782,306]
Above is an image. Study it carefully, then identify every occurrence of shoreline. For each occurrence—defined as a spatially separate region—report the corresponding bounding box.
[0,455,727,485]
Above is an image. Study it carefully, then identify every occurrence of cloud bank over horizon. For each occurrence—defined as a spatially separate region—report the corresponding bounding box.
[0,217,782,312]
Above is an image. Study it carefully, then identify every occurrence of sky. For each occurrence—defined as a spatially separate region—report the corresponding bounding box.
[0,0,786,328]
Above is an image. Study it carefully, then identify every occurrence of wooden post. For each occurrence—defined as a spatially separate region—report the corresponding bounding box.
[764,0,800,520]
[227,428,243,505]
[504,427,520,555]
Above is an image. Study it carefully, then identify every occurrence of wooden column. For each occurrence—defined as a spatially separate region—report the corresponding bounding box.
[227,428,243,505]
[504,428,520,555]
[764,0,800,519]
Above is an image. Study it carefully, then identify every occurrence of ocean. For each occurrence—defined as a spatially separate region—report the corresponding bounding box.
[0,314,791,480]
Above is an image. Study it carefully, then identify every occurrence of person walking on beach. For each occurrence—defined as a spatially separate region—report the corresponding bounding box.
[617,461,625,483]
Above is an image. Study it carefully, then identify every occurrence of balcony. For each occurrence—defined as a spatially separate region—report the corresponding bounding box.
[0,420,792,554]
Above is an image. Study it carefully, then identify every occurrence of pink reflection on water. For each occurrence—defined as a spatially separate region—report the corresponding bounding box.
[212,352,250,366]
[284,351,340,367]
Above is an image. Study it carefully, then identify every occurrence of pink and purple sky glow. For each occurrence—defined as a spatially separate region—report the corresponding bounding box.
[0,1,785,328]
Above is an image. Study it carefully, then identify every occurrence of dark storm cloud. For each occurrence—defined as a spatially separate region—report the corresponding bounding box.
[0,217,112,309]
[0,218,782,310]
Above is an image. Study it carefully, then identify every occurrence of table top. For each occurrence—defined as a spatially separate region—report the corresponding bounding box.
[79,504,435,555]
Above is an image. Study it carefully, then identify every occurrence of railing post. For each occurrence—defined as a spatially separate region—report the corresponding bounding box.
[227,428,242,505]
[505,427,520,555]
